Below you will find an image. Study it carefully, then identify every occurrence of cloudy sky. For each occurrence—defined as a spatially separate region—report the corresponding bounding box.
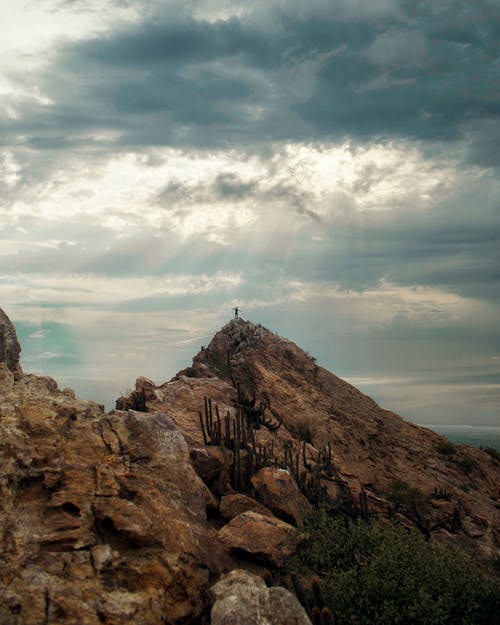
[1,0,499,425]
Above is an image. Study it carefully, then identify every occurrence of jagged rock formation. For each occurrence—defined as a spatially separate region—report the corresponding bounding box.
[0,307,22,379]
[0,365,222,624]
[136,318,500,560]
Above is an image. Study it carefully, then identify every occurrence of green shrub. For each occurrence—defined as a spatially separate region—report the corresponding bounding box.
[454,456,478,475]
[387,480,431,517]
[289,509,500,625]
[435,440,456,455]
[289,419,316,443]
[482,447,500,462]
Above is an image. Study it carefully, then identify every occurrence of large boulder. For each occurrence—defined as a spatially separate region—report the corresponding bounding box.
[210,569,312,625]
[0,307,22,379]
[218,511,300,567]
[251,467,309,526]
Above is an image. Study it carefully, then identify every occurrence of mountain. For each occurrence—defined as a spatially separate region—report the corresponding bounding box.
[121,318,499,556]
[1,311,498,625]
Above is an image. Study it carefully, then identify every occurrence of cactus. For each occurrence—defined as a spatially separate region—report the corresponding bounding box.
[312,607,322,625]
[303,440,313,471]
[320,607,334,625]
[359,490,370,521]
[311,577,324,610]
[291,573,312,618]
[198,396,222,445]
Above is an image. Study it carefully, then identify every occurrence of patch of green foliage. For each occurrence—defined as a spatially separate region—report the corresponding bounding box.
[289,509,500,625]
[435,440,456,455]
[482,447,500,462]
[454,456,478,475]
[387,480,431,517]
[289,419,316,444]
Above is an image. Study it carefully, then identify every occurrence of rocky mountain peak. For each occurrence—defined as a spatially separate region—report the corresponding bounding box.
[0,307,23,379]
[180,318,314,387]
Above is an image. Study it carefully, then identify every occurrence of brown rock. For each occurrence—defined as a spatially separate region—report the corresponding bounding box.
[0,370,216,624]
[135,376,158,400]
[251,466,309,525]
[0,307,23,379]
[210,569,312,625]
[190,445,231,484]
[218,511,300,567]
[219,493,274,520]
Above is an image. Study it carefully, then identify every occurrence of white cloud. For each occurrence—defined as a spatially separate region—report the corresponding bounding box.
[366,29,428,70]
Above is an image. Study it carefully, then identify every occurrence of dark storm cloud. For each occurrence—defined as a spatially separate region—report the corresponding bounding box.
[4,0,498,160]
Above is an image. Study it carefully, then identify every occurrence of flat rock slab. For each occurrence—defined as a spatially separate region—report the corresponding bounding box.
[218,511,300,567]
[219,493,274,520]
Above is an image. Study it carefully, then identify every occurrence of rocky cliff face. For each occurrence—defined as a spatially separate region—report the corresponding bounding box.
[0,307,22,379]
[0,364,221,624]
[1,313,498,624]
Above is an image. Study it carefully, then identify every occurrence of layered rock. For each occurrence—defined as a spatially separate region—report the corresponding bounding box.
[0,365,218,624]
[0,307,22,379]
[2,311,499,624]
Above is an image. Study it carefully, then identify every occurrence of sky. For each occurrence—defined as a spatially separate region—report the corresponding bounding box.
[0,0,499,425]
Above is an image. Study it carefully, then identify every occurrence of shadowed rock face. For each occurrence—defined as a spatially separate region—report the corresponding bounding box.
[0,307,22,379]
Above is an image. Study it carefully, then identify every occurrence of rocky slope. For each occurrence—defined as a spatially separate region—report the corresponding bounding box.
[122,318,499,559]
[1,312,498,624]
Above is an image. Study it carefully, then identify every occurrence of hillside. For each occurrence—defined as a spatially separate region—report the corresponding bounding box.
[123,318,499,558]
[1,310,498,624]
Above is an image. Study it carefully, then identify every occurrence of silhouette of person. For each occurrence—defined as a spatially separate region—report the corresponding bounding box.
[233,307,239,318]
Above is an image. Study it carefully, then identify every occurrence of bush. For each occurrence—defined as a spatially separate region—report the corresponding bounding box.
[482,447,500,462]
[289,419,316,443]
[288,509,500,625]
[454,456,478,475]
[435,440,456,455]
[387,480,431,517]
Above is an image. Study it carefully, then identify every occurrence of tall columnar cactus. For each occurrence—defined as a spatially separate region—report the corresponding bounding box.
[291,573,312,618]
[359,490,370,521]
[311,577,324,610]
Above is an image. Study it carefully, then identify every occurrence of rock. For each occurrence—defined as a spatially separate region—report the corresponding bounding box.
[210,569,312,625]
[0,373,217,624]
[0,307,23,379]
[251,467,309,525]
[218,511,300,567]
[190,445,231,484]
[219,493,274,520]
[135,376,157,400]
